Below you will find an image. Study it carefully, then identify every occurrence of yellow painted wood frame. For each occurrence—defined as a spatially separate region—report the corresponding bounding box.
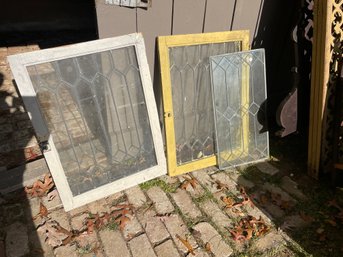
[308,0,335,178]
[158,31,250,176]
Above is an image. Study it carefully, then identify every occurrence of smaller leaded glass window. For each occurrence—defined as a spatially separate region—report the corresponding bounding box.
[210,49,269,169]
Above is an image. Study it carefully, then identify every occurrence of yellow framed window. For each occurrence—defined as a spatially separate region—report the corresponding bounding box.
[158,31,249,176]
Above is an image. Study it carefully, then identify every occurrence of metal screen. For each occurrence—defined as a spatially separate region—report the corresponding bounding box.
[169,42,241,166]
[210,49,269,169]
[8,34,166,210]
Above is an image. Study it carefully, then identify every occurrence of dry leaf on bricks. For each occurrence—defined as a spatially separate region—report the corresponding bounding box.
[229,215,269,242]
[33,202,49,220]
[180,176,198,190]
[37,221,70,248]
[85,203,133,233]
[215,180,229,191]
[25,174,55,197]
[204,242,211,252]
[176,234,195,255]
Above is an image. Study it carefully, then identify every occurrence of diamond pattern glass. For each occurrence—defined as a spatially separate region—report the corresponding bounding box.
[26,46,157,196]
[210,49,269,169]
[169,42,241,165]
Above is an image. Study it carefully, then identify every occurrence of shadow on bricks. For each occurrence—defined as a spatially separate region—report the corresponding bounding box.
[0,71,49,257]
[234,158,343,257]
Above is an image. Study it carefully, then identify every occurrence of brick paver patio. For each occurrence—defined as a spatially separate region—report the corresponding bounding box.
[0,161,310,257]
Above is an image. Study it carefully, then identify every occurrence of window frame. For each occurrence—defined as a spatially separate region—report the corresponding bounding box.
[158,31,249,176]
[8,33,166,211]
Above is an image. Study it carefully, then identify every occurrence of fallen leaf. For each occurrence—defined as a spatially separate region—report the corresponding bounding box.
[221,196,235,208]
[229,229,246,242]
[40,202,49,217]
[47,189,58,201]
[37,221,69,248]
[221,189,254,209]
[230,208,245,217]
[229,215,269,242]
[176,234,195,255]
[204,242,211,252]
[111,204,133,211]
[54,224,75,246]
[86,219,94,234]
[117,216,131,231]
[85,203,134,233]
[25,174,55,197]
[180,176,198,190]
[244,228,253,240]
[33,202,49,220]
[215,180,229,190]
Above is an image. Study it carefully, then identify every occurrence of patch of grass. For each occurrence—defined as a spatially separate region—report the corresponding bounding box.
[88,212,95,219]
[193,188,217,204]
[240,166,265,184]
[106,220,119,231]
[76,243,93,255]
[232,248,261,257]
[110,194,127,206]
[282,241,312,257]
[185,218,198,229]
[139,178,178,193]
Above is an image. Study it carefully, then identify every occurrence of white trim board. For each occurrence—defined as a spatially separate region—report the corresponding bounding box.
[8,33,167,211]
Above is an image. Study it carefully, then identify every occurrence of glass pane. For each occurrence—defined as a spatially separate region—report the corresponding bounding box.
[169,42,241,165]
[210,49,269,169]
[27,46,157,196]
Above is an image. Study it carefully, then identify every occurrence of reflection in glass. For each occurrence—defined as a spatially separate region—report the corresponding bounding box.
[27,46,157,196]
[210,49,269,169]
[168,42,241,165]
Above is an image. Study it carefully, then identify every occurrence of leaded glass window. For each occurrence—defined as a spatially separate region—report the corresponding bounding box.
[158,31,250,176]
[210,49,269,169]
[8,34,166,210]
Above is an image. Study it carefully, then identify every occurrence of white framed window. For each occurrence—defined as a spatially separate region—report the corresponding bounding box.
[8,33,166,211]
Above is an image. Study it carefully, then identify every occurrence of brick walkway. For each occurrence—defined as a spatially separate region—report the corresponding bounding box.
[0,162,310,257]
[0,45,42,170]
[0,43,306,257]
[0,42,329,257]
